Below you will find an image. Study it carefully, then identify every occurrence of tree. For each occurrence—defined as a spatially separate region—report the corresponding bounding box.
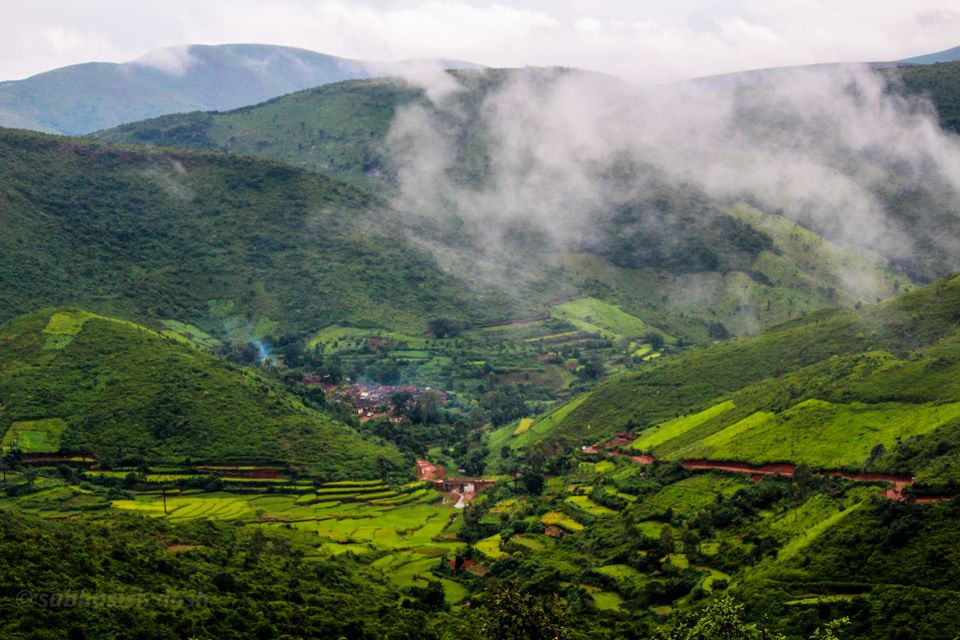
[481,580,570,640]
[463,448,488,476]
[428,317,465,338]
[659,525,676,554]
[708,322,730,340]
[577,356,605,380]
[411,390,442,424]
[520,467,545,496]
[409,580,447,612]
[0,450,18,486]
[482,388,528,426]
[645,331,666,351]
[390,391,413,414]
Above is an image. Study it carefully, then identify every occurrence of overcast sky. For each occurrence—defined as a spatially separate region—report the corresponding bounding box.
[5,0,960,84]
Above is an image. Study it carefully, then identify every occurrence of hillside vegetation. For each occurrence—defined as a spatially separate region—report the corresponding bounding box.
[0,127,516,337]
[0,308,405,476]
[493,274,960,484]
[0,43,477,135]
[92,70,912,343]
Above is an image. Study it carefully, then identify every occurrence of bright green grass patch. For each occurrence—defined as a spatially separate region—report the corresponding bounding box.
[2,418,67,453]
[682,410,775,456]
[526,331,579,343]
[321,479,386,487]
[701,568,730,591]
[591,590,625,611]
[510,534,550,552]
[438,579,470,604]
[574,584,624,611]
[768,494,847,538]
[113,492,257,521]
[495,391,591,452]
[551,297,654,339]
[565,495,618,516]
[476,533,508,559]
[371,489,431,506]
[666,553,689,569]
[540,511,584,532]
[489,498,519,514]
[633,344,653,358]
[146,474,205,482]
[784,594,860,606]
[41,334,75,350]
[682,399,960,467]
[43,309,145,337]
[160,320,221,348]
[43,310,100,335]
[630,400,736,452]
[579,460,615,474]
[319,541,373,556]
[308,325,425,351]
[315,485,388,495]
[776,501,865,561]
[596,564,640,580]
[637,521,670,539]
[513,418,534,436]
[110,499,169,514]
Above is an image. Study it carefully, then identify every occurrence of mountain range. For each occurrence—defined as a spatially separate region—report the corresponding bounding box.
[4,42,960,639]
[0,43,480,135]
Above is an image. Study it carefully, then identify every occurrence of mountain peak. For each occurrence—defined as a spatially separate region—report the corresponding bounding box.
[0,43,480,135]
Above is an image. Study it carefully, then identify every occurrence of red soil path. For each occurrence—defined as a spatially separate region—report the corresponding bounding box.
[608,448,952,502]
[416,459,446,481]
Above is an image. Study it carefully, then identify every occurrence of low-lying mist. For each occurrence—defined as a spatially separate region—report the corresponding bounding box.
[384,62,960,293]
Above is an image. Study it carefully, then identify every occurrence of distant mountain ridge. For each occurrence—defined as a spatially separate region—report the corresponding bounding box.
[900,45,960,65]
[0,43,481,135]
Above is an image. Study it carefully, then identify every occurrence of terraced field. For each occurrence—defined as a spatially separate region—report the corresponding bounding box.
[109,480,468,601]
[629,400,736,452]
[1,418,67,453]
[550,297,664,340]
[668,399,960,467]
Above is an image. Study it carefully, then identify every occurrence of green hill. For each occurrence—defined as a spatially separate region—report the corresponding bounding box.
[90,69,521,193]
[94,63,960,288]
[0,43,480,136]
[900,44,960,65]
[0,127,519,337]
[893,61,960,133]
[494,274,960,484]
[0,308,405,477]
[90,70,913,343]
[93,76,418,192]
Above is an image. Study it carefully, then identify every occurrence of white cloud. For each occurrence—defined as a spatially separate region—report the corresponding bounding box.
[132,45,198,75]
[1,0,960,82]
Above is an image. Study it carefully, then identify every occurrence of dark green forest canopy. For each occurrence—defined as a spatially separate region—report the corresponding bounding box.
[0,128,516,335]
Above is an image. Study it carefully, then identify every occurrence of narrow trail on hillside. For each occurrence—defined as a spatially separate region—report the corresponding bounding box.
[603,447,952,502]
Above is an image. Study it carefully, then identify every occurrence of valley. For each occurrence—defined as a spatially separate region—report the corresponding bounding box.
[4,32,960,640]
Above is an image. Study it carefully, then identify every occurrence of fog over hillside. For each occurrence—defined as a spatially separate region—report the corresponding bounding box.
[387,63,960,297]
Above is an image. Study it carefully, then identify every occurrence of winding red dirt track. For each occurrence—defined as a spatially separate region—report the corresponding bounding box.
[609,449,952,502]
[416,459,446,481]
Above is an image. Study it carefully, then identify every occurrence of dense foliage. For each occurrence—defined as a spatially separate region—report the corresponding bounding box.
[0,128,499,335]
[0,308,405,477]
